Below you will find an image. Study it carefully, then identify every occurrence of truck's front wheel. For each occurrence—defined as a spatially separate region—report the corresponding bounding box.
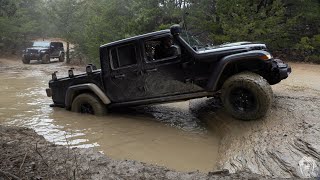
[71,93,107,116]
[42,54,50,64]
[22,55,30,64]
[221,72,273,120]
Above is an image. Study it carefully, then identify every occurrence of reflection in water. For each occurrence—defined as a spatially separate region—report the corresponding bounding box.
[0,65,221,172]
[135,103,207,132]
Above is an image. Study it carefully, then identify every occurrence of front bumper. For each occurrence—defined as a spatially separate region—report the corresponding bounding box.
[272,59,291,80]
[266,59,291,85]
[24,53,41,60]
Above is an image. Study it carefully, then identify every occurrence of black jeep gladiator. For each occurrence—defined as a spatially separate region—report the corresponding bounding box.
[46,25,291,120]
[22,41,65,64]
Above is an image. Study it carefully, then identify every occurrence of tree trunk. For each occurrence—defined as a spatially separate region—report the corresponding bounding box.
[66,41,70,64]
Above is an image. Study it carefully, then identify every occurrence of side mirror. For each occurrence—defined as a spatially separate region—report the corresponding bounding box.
[170,24,182,36]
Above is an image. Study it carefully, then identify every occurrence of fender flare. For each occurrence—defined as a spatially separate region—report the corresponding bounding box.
[65,83,111,109]
[59,51,65,57]
[206,50,270,91]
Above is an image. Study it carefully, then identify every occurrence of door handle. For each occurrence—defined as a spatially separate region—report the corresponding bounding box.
[114,74,126,79]
[145,68,157,73]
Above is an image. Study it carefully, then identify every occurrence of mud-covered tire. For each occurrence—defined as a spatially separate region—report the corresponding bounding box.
[59,53,65,62]
[71,93,107,116]
[221,72,273,120]
[42,54,50,64]
[22,55,30,64]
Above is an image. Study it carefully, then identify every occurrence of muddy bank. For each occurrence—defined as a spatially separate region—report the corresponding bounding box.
[190,63,320,178]
[0,125,271,180]
[191,96,320,178]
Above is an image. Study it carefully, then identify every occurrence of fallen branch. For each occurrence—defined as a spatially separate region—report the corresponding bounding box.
[208,169,230,176]
[0,169,21,180]
[19,152,27,170]
[35,142,49,167]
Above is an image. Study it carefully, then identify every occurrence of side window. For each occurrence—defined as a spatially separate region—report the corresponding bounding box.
[51,42,63,49]
[51,43,57,49]
[145,36,180,62]
[110,44,137,69]
[58,43,63,49]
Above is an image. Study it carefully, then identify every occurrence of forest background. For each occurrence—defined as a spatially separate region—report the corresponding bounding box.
[0,0,319,64]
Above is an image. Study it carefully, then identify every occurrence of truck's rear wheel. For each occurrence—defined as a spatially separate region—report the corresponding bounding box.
[71,93,107,116]
[221,72,273,120]
[22,55,30,64]
[42,54,50,64]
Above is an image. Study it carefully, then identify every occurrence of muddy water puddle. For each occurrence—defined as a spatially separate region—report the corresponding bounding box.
[0,64,221,172]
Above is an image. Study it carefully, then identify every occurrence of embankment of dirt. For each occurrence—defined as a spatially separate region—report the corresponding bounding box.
[0,125,273,180]
[190,90,320,179]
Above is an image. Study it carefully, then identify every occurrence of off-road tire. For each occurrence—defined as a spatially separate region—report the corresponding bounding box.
[42,54,50,64]
[71,93,107,116]
[59,53,65,62]
[22,55,30,64]
[221,72,273,120]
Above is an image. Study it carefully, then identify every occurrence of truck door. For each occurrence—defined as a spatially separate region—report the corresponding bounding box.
[50,42,60,57]
[104,41,145,102]
[141,35,203,99]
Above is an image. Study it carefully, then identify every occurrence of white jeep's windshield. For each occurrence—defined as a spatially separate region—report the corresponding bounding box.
[33,41,50,47]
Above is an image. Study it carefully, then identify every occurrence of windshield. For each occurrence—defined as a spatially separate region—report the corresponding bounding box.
[33,41,50,47]
[180,30,206,49]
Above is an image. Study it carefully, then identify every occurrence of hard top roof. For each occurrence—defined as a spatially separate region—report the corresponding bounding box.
[33,41,63,44]
[100,29,171,48]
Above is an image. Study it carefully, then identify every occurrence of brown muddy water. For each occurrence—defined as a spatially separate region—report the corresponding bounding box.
[0,59,221,172]
[2,59,320,178]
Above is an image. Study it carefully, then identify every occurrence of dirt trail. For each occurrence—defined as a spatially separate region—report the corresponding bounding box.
[0,58,319,179]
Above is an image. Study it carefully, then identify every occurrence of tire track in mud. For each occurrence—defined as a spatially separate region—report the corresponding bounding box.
[190,93,320,178]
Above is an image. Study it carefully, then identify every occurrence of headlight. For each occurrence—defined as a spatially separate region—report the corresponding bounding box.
[260,54,272,60]
[40,50,46,53]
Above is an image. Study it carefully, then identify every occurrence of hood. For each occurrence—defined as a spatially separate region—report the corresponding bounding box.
[197,42,267,54]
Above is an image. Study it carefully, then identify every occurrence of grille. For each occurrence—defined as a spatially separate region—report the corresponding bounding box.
[28,49,39,54]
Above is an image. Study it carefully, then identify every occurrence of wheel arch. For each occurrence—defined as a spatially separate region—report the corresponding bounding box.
[59,51,65,56]
[206,50,271,91]
[65,83,111,109]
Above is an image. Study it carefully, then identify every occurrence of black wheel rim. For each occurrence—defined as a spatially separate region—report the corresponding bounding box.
[80,103,94,114]
[229,87,257,112]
